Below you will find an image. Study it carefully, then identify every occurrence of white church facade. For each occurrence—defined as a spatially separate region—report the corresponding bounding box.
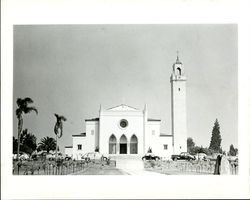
[65,56,187,160]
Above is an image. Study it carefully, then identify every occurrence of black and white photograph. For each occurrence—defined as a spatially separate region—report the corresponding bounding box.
[1,0,250,199]
[12,24,238,176]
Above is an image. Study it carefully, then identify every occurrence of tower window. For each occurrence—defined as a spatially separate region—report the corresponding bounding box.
[163,144,168,150]
[91,130,94,135]
[177,67,181,75]
[178,88,180,91]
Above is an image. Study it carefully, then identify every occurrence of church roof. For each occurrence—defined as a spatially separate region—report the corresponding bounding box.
[72,132,86,137]
[148,118,161,122]
[107,104,138,111]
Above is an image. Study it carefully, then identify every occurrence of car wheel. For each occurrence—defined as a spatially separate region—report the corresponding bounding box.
[142,157,146,161]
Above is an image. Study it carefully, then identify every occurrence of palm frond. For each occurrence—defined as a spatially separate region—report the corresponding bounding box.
[54,113,67,121]
[24,97,34,104]
[16,98,23,107]
[54,113,59,119]
[61,116,67,121]
[24,106,38,115]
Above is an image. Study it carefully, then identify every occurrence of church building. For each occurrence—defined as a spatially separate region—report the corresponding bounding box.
[65,56,187,160]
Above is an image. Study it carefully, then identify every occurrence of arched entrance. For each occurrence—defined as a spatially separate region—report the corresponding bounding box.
[109,134,117,154]
[130,135,138,154]
[119,135,127,154]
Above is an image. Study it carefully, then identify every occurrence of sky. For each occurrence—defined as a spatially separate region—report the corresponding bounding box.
[13,24,238,152]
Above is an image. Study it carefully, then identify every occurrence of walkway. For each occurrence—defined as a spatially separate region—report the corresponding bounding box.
[111,155,165,175]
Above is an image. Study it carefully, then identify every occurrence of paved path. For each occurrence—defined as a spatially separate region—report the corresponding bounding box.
[113,155,165,175]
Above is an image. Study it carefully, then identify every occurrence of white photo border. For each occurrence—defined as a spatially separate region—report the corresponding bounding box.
[1,0,250,199]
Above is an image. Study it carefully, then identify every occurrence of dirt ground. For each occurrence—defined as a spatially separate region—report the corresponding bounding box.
[70,163,128,175]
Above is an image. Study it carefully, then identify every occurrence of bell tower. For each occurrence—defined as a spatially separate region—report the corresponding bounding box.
[170,53,187,154]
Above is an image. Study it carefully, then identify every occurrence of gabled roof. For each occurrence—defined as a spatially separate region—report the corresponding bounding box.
[107,104,138,111]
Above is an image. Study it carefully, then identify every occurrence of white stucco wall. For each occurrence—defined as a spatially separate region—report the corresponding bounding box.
[157,136,173,159]
[66,95,186,159]
[72,136,87,160]
[99,109,144,155]
[145,121,161,154]
[85,121,99,152]
[64,147,73,157]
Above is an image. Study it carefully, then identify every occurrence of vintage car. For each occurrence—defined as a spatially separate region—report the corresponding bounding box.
[81,152,108,161]
[142,153,160,161]
[171,152,195,161]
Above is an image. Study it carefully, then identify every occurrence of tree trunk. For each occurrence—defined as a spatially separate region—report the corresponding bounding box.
[17,116,23,161]
[55,134,58,160]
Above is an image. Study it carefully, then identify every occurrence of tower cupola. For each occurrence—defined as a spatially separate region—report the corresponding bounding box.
[171,52,186,81]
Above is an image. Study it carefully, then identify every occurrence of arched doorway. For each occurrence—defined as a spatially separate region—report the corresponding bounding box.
[109,134,117,154]
[119,135,127,154]
[130,135,138,154]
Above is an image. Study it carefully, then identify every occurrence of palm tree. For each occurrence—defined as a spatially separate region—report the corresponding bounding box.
[54,114,67,159]
[15,97,38,160]
[38,136,56,153]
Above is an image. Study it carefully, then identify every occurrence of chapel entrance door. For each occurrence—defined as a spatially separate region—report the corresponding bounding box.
[120,144,127,154]
[119,135,127,154]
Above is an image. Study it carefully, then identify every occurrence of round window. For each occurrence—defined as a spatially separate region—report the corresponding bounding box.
[120,119,128,128]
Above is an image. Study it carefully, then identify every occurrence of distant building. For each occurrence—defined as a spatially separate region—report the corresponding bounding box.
[65,56,187,159]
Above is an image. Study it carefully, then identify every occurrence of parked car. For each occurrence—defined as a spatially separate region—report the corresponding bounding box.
[13,152,29,160]
[65,155,73,161]
[142,153,160,161]
[81,152,108,161]
[171,152,195,161]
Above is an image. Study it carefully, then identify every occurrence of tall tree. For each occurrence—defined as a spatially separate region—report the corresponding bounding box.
[229,144,237,156]
[187,137,195,153]
[54,114,67,158]
[209,119,222,153]
[15,97,38,160]
[37,136,56,153]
